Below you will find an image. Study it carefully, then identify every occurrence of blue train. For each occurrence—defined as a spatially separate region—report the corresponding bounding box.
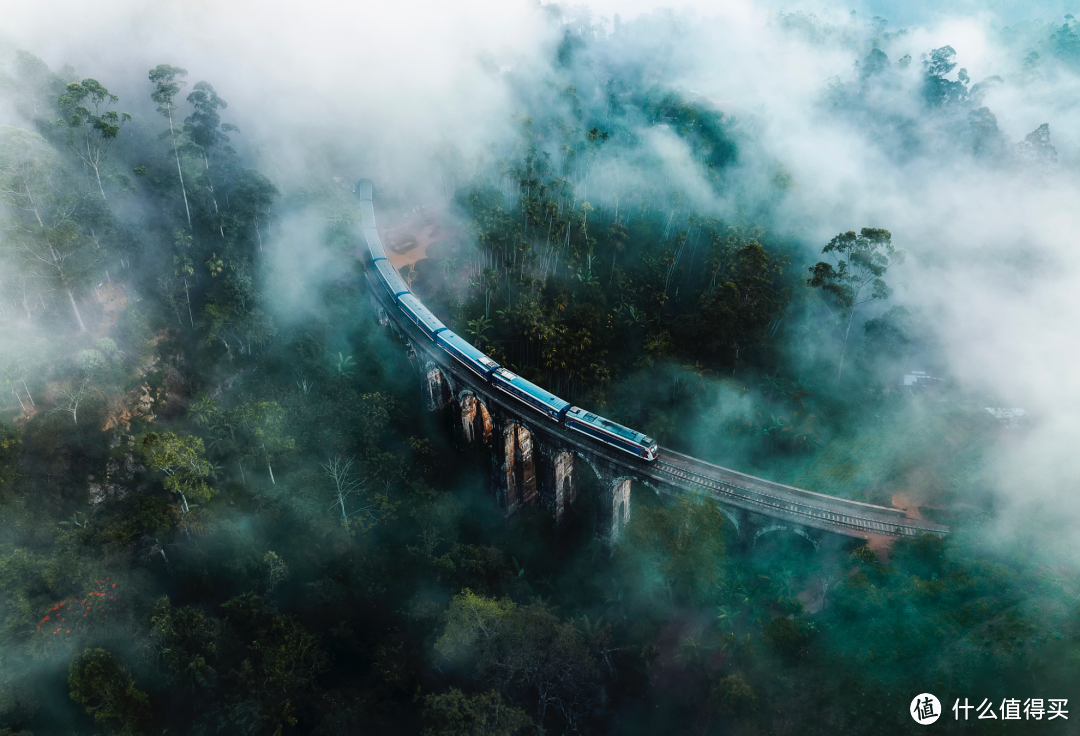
[356,179,658,462]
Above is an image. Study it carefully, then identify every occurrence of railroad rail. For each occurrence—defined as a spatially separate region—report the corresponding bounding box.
[359,194,947,541]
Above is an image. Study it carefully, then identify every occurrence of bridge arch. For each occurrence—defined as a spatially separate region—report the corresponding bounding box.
[719,508,742,539]
[540,447,577,522]
[753,524,820,552]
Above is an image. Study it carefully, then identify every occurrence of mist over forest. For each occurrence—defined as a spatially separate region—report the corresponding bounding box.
[1,1,1079,734]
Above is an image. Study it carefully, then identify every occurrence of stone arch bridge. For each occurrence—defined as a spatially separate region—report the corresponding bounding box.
[365,272,948,548]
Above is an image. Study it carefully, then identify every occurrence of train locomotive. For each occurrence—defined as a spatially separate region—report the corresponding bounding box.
[356,179,658,462]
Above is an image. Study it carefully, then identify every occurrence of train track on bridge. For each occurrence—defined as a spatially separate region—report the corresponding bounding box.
[357,202,947,542]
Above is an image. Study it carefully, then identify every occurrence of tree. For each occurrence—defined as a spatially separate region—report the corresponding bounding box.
[58,79,131,201]
[807,228,904,380]
[231,169,277,252]
[216,593,328,734]
[263,551,289,592]
[68,648,151,736]
[0,127,95,331]
[320,455,394,530]
[140,431,215,514]
[422,689,533,736]
[148,64,193,227]
[54,379,93,425]
[921,45,968,107]
[619,495,727,605]
[1018,123,1057,166]
[149,597,221,694]
[712,673,758,716]
[183,81,237,237]
[231,401,294,484]
[435,590,598,731]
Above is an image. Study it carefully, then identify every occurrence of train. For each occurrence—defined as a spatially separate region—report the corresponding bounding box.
[356,179,658,462]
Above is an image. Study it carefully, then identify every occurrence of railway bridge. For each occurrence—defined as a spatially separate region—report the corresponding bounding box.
[360,222,948,551]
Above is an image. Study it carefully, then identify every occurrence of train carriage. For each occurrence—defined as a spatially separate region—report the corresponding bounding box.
[359,200,376,229]
[364,227,386,261]
[491,368,570,422]
[565,407,658,460]
[437,330,500,379]
[374,260,409,299]
[397,293,447,340]
[356,178,374,201]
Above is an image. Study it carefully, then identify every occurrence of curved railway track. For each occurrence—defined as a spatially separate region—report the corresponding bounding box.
[358,187,948,541]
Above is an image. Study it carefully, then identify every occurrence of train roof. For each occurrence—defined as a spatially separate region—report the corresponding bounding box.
[356,178,373,201]
[569,406,655,446]
[438,330,499,369]
[398,293,447,335]
[494,368,570,412]
[364,227,385,259]
[359,200,376,229]
[374,259,409,296]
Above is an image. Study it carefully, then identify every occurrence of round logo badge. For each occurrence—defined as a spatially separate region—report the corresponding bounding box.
[911,693,941,725]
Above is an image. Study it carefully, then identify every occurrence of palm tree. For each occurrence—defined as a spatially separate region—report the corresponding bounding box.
[466,316,493,347]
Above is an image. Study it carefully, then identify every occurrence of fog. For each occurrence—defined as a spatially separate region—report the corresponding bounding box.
[4,0,1080,552]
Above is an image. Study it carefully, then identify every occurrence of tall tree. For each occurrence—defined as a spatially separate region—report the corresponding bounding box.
[807,227,905,380]
[148,64,193,228]
[183,81,237,238]
[231,401,294,484]
[57,78,130,202]
[68,648,151,736]
[141,431,215,514]
[0,128,95,331]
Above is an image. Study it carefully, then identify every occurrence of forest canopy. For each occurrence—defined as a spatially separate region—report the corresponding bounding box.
[0,3,1078,735]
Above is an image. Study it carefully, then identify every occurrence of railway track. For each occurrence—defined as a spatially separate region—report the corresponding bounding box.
[359,190,948,541]
[652,451,947,537]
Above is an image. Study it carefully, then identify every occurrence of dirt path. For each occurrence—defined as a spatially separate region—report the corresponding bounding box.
[382,207,449,271]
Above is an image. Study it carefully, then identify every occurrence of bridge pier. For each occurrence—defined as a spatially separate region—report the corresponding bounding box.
[364,187,948,549]
[539,447,576,526]
[423,363,452,411]
[597,476,632,544]
[493,420,537,516]
[456,391,492,446]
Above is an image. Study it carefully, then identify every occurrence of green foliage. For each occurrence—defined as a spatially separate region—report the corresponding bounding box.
[618,495,727,605]
[762,615,812,659]
[712,673,758,715]
[436,590,598,731]
[57,78,130,200]
[421,689,533,736]
[808,228,905,379]
[808,229,902,312]
[141,431,214,513]
[216,593,329,733]
[0,424,19,502]
[850,544,877,565]
[150,597,220,694]
[229,401,295,480]
[68,648,151,736]
[0,25,1077,736]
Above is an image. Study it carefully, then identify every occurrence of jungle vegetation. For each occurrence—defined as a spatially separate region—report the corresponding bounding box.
[0,9,1078,736]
